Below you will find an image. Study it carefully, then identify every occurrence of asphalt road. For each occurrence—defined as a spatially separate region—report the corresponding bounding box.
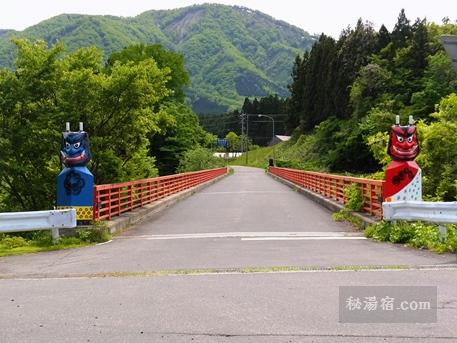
[1,166,456,342]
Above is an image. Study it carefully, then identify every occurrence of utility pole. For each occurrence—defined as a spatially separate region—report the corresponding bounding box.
[245,114,249,165]
[240,112,245,157]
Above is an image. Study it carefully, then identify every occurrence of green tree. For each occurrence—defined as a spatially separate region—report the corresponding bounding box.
[331,19,378,119]
[391,9,412,49]
[148,102,216,175]
[0,39,171,210]
[177,146,224,172]
[107,44,215,175]
[225,131,240,151]
[107,44,190,102]
[376,24,391,51]
[410,52,457,119]
[418,94,457,201]
[286,53,307,132]
[350,63,392,119]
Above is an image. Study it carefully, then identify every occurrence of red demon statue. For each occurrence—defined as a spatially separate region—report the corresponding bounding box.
[383,116,422,202]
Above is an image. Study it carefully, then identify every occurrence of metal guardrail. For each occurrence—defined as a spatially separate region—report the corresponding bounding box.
[0,209,77,241]
[383,201,457,243]
[382,201,457,224]
[93,167,228,221]
[269,166,384,218]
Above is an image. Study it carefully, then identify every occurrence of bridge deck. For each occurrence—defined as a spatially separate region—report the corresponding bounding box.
[0,166,454,278]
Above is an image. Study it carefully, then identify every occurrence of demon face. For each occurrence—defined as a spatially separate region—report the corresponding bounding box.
[60,131,91,167]
[387,125,419,161]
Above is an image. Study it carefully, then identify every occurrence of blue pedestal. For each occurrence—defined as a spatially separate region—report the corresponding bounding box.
[56,166,94,220]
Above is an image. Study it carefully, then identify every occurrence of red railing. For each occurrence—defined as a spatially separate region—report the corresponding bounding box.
[93,167,228,221]
[269,166,384,218]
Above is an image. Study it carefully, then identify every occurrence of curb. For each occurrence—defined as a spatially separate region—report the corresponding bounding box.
[102,172,230,235]
[267,172,379,227]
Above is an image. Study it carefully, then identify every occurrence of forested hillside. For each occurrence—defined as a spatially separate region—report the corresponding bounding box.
[0,40,217,211]
[279,11,457,201]
[0,4,316,113]
[213,11,457,202]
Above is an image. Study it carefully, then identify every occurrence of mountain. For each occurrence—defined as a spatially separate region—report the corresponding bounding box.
[0,4,316,113]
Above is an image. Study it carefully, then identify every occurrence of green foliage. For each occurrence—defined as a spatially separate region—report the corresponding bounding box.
[273,134,323,171]
[0,230,96,257]
[200,95,288,147]
[331,209,364,229]
[418,94,457,200]
[410,52,457,118]
[177,146,225,173]
[350,63,392,119]
[365,221,457,253]
[150,102,216,175]
[77,221,111,243]
[0,4,316,113]
[0,39,216,212]
[225,131,240,151]
[0,221,111,257]
[1,236,29,248]
[280,11,457,198]
[231,145,275,168]
[366,132,390,168]
[273,118,380,173]
[0,39,173,210]
[344,184,363,211]
[107,44,189,102]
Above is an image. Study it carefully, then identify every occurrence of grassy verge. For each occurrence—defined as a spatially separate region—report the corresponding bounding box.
[332,209,457,254]
[332,210,365,229]
[231,146,274,168]
[365,221,457,254]
[0,222,111,257]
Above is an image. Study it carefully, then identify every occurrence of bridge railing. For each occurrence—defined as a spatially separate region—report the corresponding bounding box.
[268,166,384,218]
[93,167,228,221]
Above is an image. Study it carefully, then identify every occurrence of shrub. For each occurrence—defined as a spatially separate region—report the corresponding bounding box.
[332,209,364,229]
[344,183,363,211]
[1,236,29,249]
[177,146,225,172]
[365,221,392,241]
[77,222,111,243]
[365,221,457,253]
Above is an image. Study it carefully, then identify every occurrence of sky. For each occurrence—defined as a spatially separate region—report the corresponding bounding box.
[1,0,457,38]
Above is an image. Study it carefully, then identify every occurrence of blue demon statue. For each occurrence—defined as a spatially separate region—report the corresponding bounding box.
[60,131,91,168]
[56,123,94,221]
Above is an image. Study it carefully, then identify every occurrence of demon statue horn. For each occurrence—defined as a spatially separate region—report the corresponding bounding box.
[382,115,422,202]
[56,122,94,222]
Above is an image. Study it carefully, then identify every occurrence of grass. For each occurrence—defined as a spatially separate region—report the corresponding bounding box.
[0,222,111,257]
[231,145,275,168]
[6,265,427,279]
[0,239,92,257]
[332,209,365,230]
[365,221,457,254]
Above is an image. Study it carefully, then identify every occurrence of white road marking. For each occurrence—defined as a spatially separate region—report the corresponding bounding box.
[117,232,365,241]
[241,237,367,241]
[200,191,291,195]
[96,239,113,246]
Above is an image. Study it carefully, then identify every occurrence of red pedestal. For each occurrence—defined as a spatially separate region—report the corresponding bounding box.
[383,160,422,202]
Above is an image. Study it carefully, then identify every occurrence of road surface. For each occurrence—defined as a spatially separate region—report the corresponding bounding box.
[1,166,456,342]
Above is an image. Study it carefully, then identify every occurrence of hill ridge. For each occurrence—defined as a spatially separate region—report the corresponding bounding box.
[0,4,317,113]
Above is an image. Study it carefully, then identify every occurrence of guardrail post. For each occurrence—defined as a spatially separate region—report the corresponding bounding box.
[439,225,447,242]
[51,228,60,243]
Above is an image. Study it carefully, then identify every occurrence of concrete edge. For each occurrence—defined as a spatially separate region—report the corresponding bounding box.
[267,172,379,227]
[102,171,231,235]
